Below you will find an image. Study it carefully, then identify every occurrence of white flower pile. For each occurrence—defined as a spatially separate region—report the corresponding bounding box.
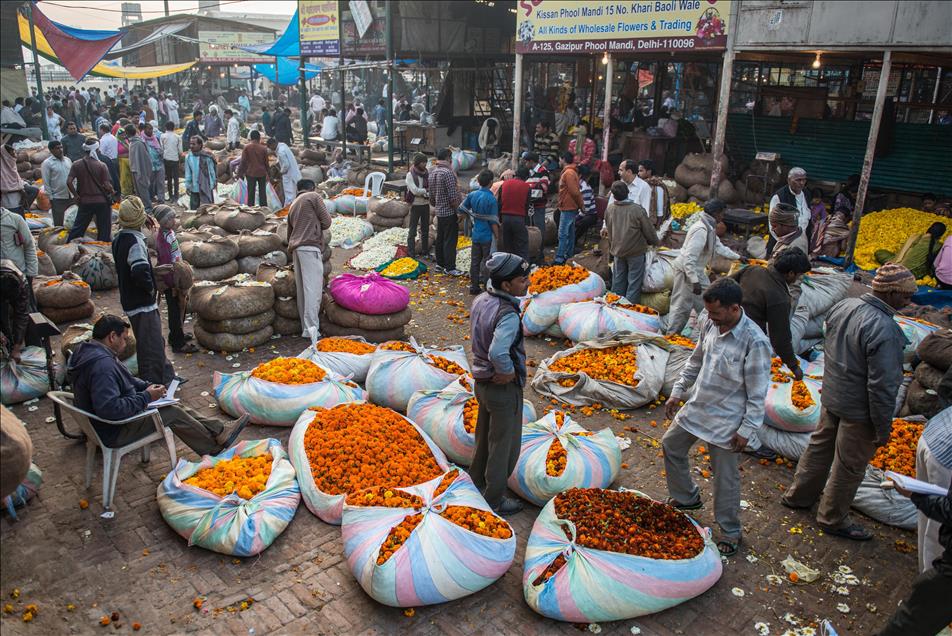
[329,216,374,248]
[456,246,472,273]
[350,244,398,270]
[363,227,410,251]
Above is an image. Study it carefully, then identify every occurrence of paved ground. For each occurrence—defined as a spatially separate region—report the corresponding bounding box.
[0,242,922,635]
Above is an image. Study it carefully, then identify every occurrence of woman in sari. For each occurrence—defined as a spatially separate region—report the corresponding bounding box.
[812,176,857,257]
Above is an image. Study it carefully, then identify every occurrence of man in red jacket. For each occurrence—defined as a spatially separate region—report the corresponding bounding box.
[496,166,532,261]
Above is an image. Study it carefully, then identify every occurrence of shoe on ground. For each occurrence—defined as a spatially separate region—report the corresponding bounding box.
[217,414,250,451]
[173,342,200,354]
[447,269,463,276]
[183,333,194,341]
[491,497,524,515]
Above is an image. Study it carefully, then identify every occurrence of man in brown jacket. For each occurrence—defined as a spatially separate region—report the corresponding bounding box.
[601,180,659,303]
[287,179,332,342]
[235,130,270,207]
[556,152,584,264]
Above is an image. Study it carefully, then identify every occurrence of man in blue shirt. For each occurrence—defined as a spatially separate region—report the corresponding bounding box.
[373,98,387,138]
[459,169,500,295]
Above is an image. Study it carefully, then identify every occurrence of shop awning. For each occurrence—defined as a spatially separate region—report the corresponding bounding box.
[253,57,321,85]
[103,22,191,59]
[241,10,300,57]
[28,4,123,80]
[19,12,197,79]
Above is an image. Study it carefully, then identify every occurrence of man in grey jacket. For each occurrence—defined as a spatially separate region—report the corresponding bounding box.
[782,263,914,540]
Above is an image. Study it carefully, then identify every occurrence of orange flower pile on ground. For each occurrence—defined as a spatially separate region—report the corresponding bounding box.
[303,403,443,496]
[380,341,416,352]
[790,380,815,410]
[315,338,377,355]
[550,345,640,387]
[428,355,467,376]
[462,398,479,434]
[184,454,272,499]
[376,514,424,564]
[665,334,696,349]
[553,488,704,560]
[251,357,326,384]
[528,264,589,294]
[339,187,369,197]
[870,418,924,477]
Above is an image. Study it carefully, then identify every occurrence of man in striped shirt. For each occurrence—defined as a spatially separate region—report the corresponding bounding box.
[533,121,560,171]
[430,148,464,274]
[663,278,772,557]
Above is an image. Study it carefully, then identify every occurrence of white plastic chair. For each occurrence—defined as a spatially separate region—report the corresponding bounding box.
[48,391,177,513]
[363,171,387,198]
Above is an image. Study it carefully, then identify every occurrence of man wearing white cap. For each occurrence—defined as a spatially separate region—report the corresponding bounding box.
[768,167,811,257]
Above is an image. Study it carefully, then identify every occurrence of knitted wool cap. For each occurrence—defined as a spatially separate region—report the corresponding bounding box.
[872,262,917,294]
[118,196,147,229]
[487,252,529,282]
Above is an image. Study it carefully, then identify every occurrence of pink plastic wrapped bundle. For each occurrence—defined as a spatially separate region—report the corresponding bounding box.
[328,272,410,315]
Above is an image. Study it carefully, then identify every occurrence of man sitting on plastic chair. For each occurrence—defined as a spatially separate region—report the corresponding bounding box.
[67,315,248,457]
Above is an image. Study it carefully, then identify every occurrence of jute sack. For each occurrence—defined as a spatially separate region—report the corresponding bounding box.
[274,297,300,320]
[61,321,136,360]
[256,263,296,297]
[320,320,406,343]
[367,212,405,229]
[238,251,287,276]
[34,273,91,309]
[181,236,239,268]
[368,198,410,220]
[0,406,33,500]
[35,250,56,277]
[914,362,945,391]
[190,278,275,321]
[214,206,267,233]
[74,251,118,290]
[322,294,411,330]
[236,229,284,257]
[194,323,274,352]
[197,309,276,335]
[42,300,95,324]
[272,315,302,336]
[46,242,90,274]
[917,329,952,372]
[191,260,239,281]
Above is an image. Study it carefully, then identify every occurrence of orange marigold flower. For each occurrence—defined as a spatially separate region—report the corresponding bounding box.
[550,345,640,387]
[100,616,111,626]
[528,264,589,294]
[251,357,326,384]
[184,454,273,498]
[428,355,466,376]
[379,341,416,352]
[664,334,696,349]
[315,338,377,355]
[790,380,815,410]
[303,403,443,496]
[870,418,924,477]
[552,488,703,560]
[462,398,479,434]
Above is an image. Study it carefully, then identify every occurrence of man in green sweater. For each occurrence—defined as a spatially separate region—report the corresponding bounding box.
[601,180,660,304]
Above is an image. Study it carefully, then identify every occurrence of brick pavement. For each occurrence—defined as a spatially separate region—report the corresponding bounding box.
[0,245,921,635]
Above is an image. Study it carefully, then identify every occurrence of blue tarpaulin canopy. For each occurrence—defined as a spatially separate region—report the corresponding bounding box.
[241,10,300,57]
[254,57,321,85]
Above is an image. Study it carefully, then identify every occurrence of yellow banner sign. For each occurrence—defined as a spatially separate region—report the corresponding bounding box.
[516,0,730,54]
[300,0,340,56]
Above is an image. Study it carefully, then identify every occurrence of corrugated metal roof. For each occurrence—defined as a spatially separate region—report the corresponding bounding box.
[726,114,952,194]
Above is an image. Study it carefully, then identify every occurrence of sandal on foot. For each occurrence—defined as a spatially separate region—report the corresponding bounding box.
[744,446,778,460]
[716,539,739,557]
[780,497,810,511]
[819,523,873,541]
[173,342,200,354]
[665,496,703,511]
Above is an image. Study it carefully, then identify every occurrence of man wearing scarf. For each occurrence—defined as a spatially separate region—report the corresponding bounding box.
[142,123,166,206]
[768,202,809,257]
[126,124,154,211]
[666,199,742,335]
[66,139,114,242]
[404,152,430,259]
[183,136,216,210]
[768,167,811,255]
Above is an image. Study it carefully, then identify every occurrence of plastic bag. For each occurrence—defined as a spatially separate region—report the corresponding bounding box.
[451,148,478,172]
[341,469,515,607]
[522,270,606,336]
[366,340,471,412]
[1,347,52,405]
[157,439,300,556]
[328,272,410,315]
[558,295,662,342]
[797,269,852,319]
[508,412,621,506]
[642,250,678,293]
[746,426,810,460]
[662,340,695,399]
[297,337,376,384]
[895,316,939,363]
[764,376,822,433]
[232,178,250,205]
[287,406,450,524]
[329,216,374,249]
[531,333,669,409]
[407,377,536,465]
[523,491,722,622]
[213,367,367,426]
[3,463,42,520]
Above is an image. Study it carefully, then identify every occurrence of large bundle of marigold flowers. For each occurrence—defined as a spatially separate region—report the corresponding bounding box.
[315,338,377,355]
[770,358,815,410]
[184,454,273,500]
[303,403,443,496]
[529,265,590,294]
[544,412,593,477]
[251,357,326,384]
[550,345,639,387]
[870,418,924,477]
[377,341,467,376]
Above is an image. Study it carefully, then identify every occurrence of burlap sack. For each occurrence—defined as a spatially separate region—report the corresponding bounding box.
[917,329,952,372]
[320,319,405,343]
[368,198,410,220]
[255,263,296,297]
[322,294,411,330]
[34,273,91,308]
[236,229,284,258]
[0,406,32,500]
[191,259,240,281]
[367,212,406,229]
[194,323,274,352]
[272,315,302,336]
[238,251,287,275]
[914,362,946,392]
[274,296,300,320]
[181,236,240,268]
[190,279,275,321]
[42,300,96,324]
[214,206,267,233]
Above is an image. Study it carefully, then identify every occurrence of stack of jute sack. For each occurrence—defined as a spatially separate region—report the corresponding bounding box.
[902,328,952,418]
[255,263,301,337]
[190,275,275,352]
[33,273,95,324]
[35,227,119,290]
[321,272,411,343]
[366,197,410,234]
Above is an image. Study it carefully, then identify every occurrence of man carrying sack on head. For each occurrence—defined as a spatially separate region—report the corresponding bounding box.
[468,253,531,516]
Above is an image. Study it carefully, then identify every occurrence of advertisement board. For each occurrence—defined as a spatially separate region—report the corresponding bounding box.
[516,0,731,54]
[198,31,273,63]
[300,0,341,56]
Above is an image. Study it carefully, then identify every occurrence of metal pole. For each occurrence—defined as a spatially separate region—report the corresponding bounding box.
[163,0,169,17]
[844,50,892,268]
[601,52,612,162]
[928,66,942,124]
[511,53,523,171]
[25,4,50,141]
[708,0,739,199]
[385,0,394,173]
[339,10,346,163]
